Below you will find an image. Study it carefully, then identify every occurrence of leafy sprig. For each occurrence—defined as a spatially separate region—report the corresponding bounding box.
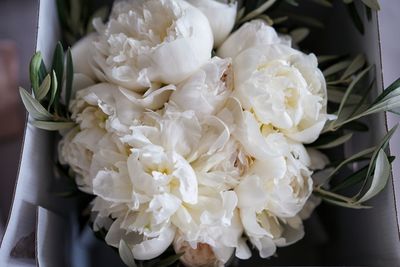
[19,43,76,131]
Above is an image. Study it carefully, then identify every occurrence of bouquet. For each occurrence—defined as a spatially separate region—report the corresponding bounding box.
[17,0,400,266]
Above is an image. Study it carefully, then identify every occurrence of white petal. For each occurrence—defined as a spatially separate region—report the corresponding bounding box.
[131,225,176,260]
[186,0,237,47]
[218,20,289,59]
[71,33,98,80]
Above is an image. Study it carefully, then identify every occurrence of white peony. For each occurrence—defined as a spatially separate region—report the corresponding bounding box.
[235,133,313,218]
[71,34,98,80]
[170,56,233,121]
[172,188,250,266]
[217,19,290,59]
[233,44,328,143]
[185,0,237,47]
[92,0,213,92]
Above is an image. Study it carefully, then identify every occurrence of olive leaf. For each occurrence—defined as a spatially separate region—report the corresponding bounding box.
[19,87,53,121]
[29,52,43,97]
[119,240,137,267]
[35,74,51,101]
[31,121,76,131]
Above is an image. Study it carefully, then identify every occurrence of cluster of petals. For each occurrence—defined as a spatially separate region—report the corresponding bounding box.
[61,0,330,265]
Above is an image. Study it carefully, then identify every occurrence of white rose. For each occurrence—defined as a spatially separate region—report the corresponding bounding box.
[233,44,328,143]
[217,19,290,59]
[170,57,233,121]
[92,0,213,92]
[185,0,237,47]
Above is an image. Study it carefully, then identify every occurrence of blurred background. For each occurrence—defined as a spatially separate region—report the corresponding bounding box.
[0,0,37,239]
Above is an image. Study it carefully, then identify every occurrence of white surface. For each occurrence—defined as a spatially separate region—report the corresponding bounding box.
[380,0,400,234]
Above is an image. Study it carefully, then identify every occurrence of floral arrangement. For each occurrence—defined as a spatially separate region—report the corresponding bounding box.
[19,0,400,266]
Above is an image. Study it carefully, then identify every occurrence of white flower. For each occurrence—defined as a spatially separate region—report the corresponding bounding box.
[172,189,250,265]
[71,34,98,80]
[90,143,198,260]
[235,134,313,218]
[233,44,328,143]
[233,133,313,258]
[185,0,237,47]
[92,0,213,92]
[170,57,233,121]
[239,208,304,258]
[217,19,290,59]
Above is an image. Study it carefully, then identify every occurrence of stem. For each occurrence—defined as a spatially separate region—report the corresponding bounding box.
[313,186,355,203]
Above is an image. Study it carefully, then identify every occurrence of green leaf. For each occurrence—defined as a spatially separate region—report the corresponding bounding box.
[285,0,299,6]
[332,156,395,192]
[49,71,58,110]
[322,197,371,209]
[336,66,372,122]
[239,0,278,23]
[30,52,43,97]
[290,27,310,43]
[340,54,366,80]
[357,150,390,203]
[31,121,76,131]
[365,126,397,180]
[51,42,64,112]
[318,55,340,64]
[331,164,369,192]
[19,87,53,120]
[36,74,51,101]
[151,253,184,267]
[323,60,351,77]
[361,0,380,10]
[327,146,376,179]
[65,47,74,111]
[312,133,353,149]
[327,88,362,104]
[347,2,364,34]
[371,77,400,106]
[119,240,137,267]
[311,0,333,7]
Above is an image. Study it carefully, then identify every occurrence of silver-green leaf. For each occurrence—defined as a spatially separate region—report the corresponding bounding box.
[19,87,52,120]
[36,74,51,101]
[119,240,137,267]
[31,121,76,131]
[357,149,390,203]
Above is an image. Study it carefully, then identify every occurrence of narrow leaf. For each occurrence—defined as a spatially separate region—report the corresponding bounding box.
[290,28,310,43]
[30,52,42,97]
[322,197,371,209]
[361,0,380,10]
[51,42,64,112]
[152,253,184,267]
[36,74,51,101]
[31,121,76,131]
[357,150,390,202]
[347,2,364,34]
[313,133,353,149]
[65,47,74,110]
[49,71,58,110]
[323,60,351,77]
[239,0,278,23]
[19,87,53,120]
[327,146,376,179]
[336,66,372,121]
[119,240,137,267]
[340,54,366,80]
